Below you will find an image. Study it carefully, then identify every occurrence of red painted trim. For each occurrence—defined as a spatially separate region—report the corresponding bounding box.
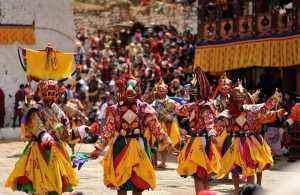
[16,176,30,185]
[62,176,69,191]
[131,171,151,190]
[37,143,48,163]
[196,166,209,179]
[113,140,131,169]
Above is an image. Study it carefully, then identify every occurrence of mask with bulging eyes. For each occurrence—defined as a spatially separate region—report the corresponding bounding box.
[231,84,248,106]
[125,79,139,100]
[221,85,231,96]
[38,80,59,106]
[219,74,232,96]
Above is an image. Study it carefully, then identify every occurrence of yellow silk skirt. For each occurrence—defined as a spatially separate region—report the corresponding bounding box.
[144,128,156,149]
[216,130,228,151]
[160,119,181,149]
[102,136,156,190]
[177,137,221,178]
[5,142,78,194]
[248,134,273,172]
[218,133,273,178]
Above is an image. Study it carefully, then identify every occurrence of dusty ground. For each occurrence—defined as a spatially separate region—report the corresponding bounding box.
[1,141,300,195]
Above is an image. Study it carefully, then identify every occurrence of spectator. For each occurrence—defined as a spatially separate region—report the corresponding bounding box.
[66,84,74,99]
[75,41,85,65]
[76,27,88,46]
[169,78,183,96]
[87,75,101,103]
[12,84,25,127]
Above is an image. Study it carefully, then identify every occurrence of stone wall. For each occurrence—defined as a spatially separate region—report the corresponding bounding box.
[74,2,198,33]
[74,2,131,32]
[0,0,75,126]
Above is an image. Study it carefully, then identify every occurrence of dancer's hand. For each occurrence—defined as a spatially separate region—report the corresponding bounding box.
[184,134,191,139]
[277,108,286,119]
[89,149,102,159]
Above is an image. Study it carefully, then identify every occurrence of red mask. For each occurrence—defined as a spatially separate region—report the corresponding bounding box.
[38,80,59,106]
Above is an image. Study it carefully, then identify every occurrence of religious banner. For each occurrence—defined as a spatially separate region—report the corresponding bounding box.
[195,33,300,73]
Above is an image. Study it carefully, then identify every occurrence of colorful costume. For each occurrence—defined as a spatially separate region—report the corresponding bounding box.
[61,98,87,142]
[219,84,283,177]
[285,103,300,161]
[212,74,232,113]
[5,80,80,194]
[6,46,87,194]
[152,79,181,150]
[93,74,171,192]
[175,68,221,179]
[60,97,88,153]
[176,101,221,178]
[62,99,86,127]
[212,74,233,151]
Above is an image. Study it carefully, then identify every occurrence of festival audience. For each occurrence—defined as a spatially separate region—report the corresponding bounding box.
[12,25,299,162]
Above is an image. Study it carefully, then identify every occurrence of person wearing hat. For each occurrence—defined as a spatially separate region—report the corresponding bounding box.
[58,87,88,153]
[211,74,234,181]
[175,67,221,193]
[217,82,285,195]
[6,80,82,194]
[212,73,232,113]
[5,44,94,194]
[89,69,173,195]
[151,78,181,169]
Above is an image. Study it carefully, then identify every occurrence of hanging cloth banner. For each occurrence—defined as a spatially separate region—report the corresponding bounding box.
[194,33,300,73]
[0,25,35,45]
[22,48,74,80]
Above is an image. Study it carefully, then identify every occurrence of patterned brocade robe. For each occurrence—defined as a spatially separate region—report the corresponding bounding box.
[5,102,78,194]
[175,101,221,178]
[94,99,170,191]
[175,101,217,136]
[151,96,181,149]
[219,103,283,176]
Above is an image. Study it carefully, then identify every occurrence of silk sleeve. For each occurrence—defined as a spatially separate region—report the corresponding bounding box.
[94,105,117,150]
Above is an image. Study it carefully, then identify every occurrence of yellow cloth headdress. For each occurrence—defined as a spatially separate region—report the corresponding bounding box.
[20,45,74,81]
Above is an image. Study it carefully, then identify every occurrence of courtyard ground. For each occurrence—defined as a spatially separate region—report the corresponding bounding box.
[0,141,299,195]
